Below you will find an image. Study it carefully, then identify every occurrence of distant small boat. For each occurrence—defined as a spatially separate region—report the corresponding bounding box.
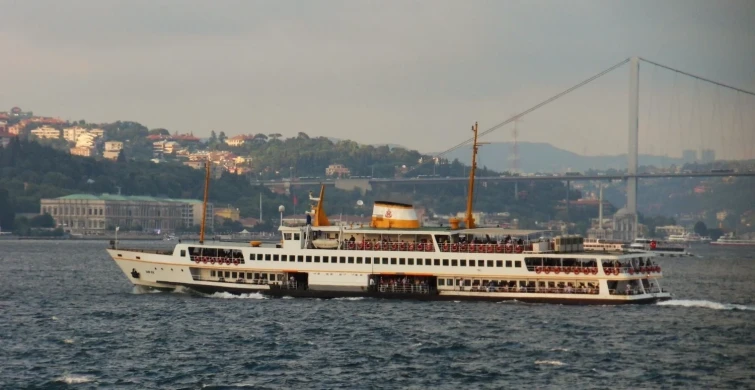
[710,233,755,246]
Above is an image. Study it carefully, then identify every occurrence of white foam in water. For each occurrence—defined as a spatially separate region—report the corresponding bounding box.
[63,339,74,344]
[535,360,565,366]
[207,291,267,299]
[657,299,755,311]
[57,375,94,384]
[550,347,569,352]
[132,286,162,294]
[333,297,367,301]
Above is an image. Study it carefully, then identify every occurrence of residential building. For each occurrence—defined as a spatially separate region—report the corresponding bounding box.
[214,207,241,222]
[164,141,180,154]
[40,194,214,234]
[90,128,105,138]
[0,120,7,133]
[226,135,248,147]
[682,149,697,163]
[30,126,61,139]
[0,132,13,148]
[700,149,715,164]
[70,146,95,157]
[76,132,98,148]
[63,126,89,142]
[105,141,123,152]
[655,225,686,237]
[325,163,351,177]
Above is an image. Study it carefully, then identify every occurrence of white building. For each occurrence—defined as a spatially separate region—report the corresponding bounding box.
[76,133,98,148]
[63,127,89,142]
[225,135,247,147]
[104,141,123,152]
[30,126,61,139]
[70,146,95,157]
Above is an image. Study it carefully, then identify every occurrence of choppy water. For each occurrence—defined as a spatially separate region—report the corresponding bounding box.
[1,240,754,389]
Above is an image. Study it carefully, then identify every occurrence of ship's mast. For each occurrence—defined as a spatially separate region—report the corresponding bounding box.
[199,158,210,244]
[464,122,481,229]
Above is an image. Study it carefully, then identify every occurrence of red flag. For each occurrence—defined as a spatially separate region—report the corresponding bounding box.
[293,194,298,206]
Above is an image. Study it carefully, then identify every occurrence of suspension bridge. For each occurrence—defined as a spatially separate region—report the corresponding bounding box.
[262,56,754,236]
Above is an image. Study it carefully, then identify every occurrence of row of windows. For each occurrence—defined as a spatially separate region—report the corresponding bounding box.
[210,271,285,280]
[248,253,522,268]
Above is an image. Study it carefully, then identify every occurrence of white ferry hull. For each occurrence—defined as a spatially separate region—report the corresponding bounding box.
[107,248,671,305]
[710,241,755,246]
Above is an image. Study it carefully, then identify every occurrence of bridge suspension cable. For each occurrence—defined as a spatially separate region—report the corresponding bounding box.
[639,57,755,96]
[409,58,631,173]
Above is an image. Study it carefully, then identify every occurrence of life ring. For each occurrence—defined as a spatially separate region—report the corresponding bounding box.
[536,266,542,274]
[409,243,416,251]
[574,267,580,275]
[365,242,373,250]
[496,245,504,253]
[629,268,635,275]
[391,243,398,251]
[564,267,571,274]
[460,244,468,252]
[591,268,597,275]
[442,243,449,251]
[399,242,407,251]
[545,267,552,274]
[554,267,561,274]
[210,257,216,264]
[193,257,200,264]
[425,243,433,251]
[487,245,494,253]
[650,240,657,250]
[515,245,523,254]
[505,245,513,253]
[202,257,208,264]
[233,258,240,266]
[357,243,364,250]
[451,244,458,252]
[374,243,381,250]
[224,258,231,265]
[348,242,355,250]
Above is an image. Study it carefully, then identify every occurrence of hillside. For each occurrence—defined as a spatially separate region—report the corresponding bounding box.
[443,142,687,173]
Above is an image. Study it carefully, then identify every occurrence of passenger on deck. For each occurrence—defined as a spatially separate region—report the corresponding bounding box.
[349,235,356,242]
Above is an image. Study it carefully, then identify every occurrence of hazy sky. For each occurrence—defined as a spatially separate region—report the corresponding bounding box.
[2,0,753,158]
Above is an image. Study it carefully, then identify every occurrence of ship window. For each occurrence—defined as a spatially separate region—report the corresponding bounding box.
[314,256,321,263]
[281,255,287,261]
[442,259,449,266]
[438,279,445,286]
[460,260,466,266]
[356,257,363,264]
[265,254,271,261]
[257,254,263,260]
[464,279,471,287]
[477,260,485,267]
[306,256,312,263]
[515,261,522,268]
[294,233,300,240]
[284,233,292,240]
[408,258,414,265]
[210,270,216,277]
[180,250,186,257]
[232,272,237,279]
[297,256,304,262]
[416,259,422,265]
[399,258,405,265]
[348,257,354,264]
[434,259,440,266]
[365,257,371,264]
[273,255,279,261]
[487,260,494,267]
[340,257,346,264]
[248,253,254,260]
[382,258,388,265]
[224,271,230,278]
[254,273,261,279]
[506,260,512,267]
[496,260,503,267]
[247,273,253,279]
[451,260,458,266]
[322,257,329,263]
[390,258,397,265]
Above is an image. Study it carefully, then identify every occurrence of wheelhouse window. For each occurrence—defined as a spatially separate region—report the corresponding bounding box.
[284,233,292,240]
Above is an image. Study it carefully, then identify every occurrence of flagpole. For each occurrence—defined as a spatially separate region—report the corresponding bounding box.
[115,226,119,249]
[259,192,262,222]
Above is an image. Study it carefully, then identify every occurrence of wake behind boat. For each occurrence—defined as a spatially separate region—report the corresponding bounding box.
[106,123,671,305]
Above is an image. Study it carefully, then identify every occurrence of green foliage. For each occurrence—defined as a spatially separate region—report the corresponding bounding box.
[29,213,55,228]
[0,188,14,230]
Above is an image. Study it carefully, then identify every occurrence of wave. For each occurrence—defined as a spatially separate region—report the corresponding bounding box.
[56,375,94,384]
[333,297,368,301]
[206,291,267,299]
[535,360,565,366]
[657,299,755,311]
[132,286,163,294]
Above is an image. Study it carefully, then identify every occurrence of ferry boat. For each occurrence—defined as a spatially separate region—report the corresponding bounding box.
[628,238,692,257]
[710,233,755,246]
[667,233,711,243]
[106,123,671,305]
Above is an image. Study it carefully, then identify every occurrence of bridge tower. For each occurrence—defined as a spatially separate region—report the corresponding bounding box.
[627,56,640,238]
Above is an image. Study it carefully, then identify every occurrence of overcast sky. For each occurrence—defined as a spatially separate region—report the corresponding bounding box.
[2,0,753,158]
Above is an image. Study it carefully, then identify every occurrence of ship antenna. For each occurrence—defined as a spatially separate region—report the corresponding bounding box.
[465,122,485,229]
[199,158,211,244]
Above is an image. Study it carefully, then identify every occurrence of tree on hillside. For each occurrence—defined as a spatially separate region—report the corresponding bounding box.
[297,132,310,140]
[209,131,218,143]
[117,150,126,163]
[30,213,55,228]
[149,128,170,136]
[268,133,282,141]
[252,133,268,143]
[693,221,708,236]
[0,188,14,231]
[219,131,227,144]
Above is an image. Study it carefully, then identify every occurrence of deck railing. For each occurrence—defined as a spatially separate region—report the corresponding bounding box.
[450,286,599,295]
[377,284,430,294]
